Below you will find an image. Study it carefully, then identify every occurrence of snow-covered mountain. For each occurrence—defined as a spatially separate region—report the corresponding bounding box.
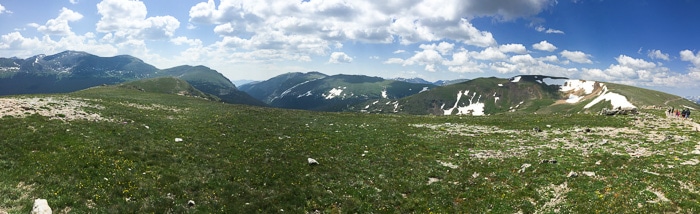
[354,75,700,115]
[239,72,436,111]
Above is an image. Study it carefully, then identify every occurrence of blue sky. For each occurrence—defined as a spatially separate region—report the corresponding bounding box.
[0,0,699,96]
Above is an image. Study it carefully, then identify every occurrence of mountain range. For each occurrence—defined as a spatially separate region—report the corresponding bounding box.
[0,51,264,106]
[2,51,697,114]
[239,72,436,111]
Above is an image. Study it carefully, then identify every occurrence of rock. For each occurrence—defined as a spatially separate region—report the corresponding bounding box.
[307,158,319,165]
[582,171,595,177]
[31,199,52,214]
[187,200,195,207]
[175,138,183,142]
[546,125,552,128]
[518,163,531,173]
[540,159,557,164]
[567,171,578,178]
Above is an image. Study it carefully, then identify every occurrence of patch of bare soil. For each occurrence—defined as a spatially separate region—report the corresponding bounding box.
[0,97,110,121]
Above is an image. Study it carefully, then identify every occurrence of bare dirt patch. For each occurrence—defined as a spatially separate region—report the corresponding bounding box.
[0,97,109,121]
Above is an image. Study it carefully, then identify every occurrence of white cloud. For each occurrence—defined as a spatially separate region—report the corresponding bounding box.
[329,52,353,63]
[499,43,527,54]
[393,50,406,54]
[532,40,557,52]
[171,36,202,47]
[0,31,118,58]
[535,26,564,34]
[560,50,592,64]
[418,42,455,55]
[471,47,507,61]
[576,54,700,89]
[616,55,656,70]
[647,49,670,61]
[96,0,180,41]
[213,23,235,36]
[70,0,79,4]
[384,58,405,64]
[36,8,83,35]
[0,4,11,14]
[680,50,700,67]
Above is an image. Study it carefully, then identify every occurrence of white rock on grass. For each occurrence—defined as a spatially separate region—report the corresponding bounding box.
[582,171,596,177]
[31,198,52,214]
[307,158,319,165]
[567,171,578,178]
[518,163,532,173]
[175,138,183,142]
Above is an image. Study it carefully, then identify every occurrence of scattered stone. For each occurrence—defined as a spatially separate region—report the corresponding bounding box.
[680,159,699,165]
[546,125,552,128]
[567,171,578,178]
[437,160,458,169]
[472,172,480,178]
[307,158,319,166]
[427,177,441,185]
[600,139,608,145]
[581,171,595,177]
[31,199,52,214]
[595,160,602,165]
[540,159,557,164]
[187,200,195,207]
[518,163,532,173]
[175,138,183,142]
[533,127,542,132]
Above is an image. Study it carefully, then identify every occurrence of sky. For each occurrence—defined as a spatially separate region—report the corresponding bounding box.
[0,0,699,96]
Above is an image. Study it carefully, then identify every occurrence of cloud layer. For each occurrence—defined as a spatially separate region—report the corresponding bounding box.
[0,0,698,92]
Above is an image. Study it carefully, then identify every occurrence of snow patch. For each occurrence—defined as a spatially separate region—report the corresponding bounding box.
[565,94,583,104]
[324,87,345,99]
[419,87,430,93]
[443,90,485,116]
[511,76,522,83]
[297,91,313,98]
[381,89,388,99]
[560,80,596,94]
[498,84,503,87]
[583,86,636,109]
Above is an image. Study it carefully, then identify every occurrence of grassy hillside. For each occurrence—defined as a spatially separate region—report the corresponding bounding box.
[374,77,561,115]
[1,87,700,213]
[117,77,221,101]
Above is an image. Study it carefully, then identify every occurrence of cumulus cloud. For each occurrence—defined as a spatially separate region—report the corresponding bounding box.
[576,54,700,88]
[185,0,525,62]
[680,50,700,67]
[0,4,11,14]
[532,40,557,52]
[96,0,180,41]
[70,0,79,4]
[35,8,83,35]
[393,50,406,54]
[535,26,564,34]
[471,47,507,61]
[560,50,592,64]
[499,43,527,54]
[329,52,353,63]
[647,49,670,61]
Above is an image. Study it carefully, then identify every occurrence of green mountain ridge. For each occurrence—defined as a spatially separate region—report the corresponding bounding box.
[355,75,700,115]
[240,72,436,111]
[0,51,263,106]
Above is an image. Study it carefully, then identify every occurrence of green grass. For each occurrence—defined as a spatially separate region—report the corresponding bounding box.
[1,87,699,213]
